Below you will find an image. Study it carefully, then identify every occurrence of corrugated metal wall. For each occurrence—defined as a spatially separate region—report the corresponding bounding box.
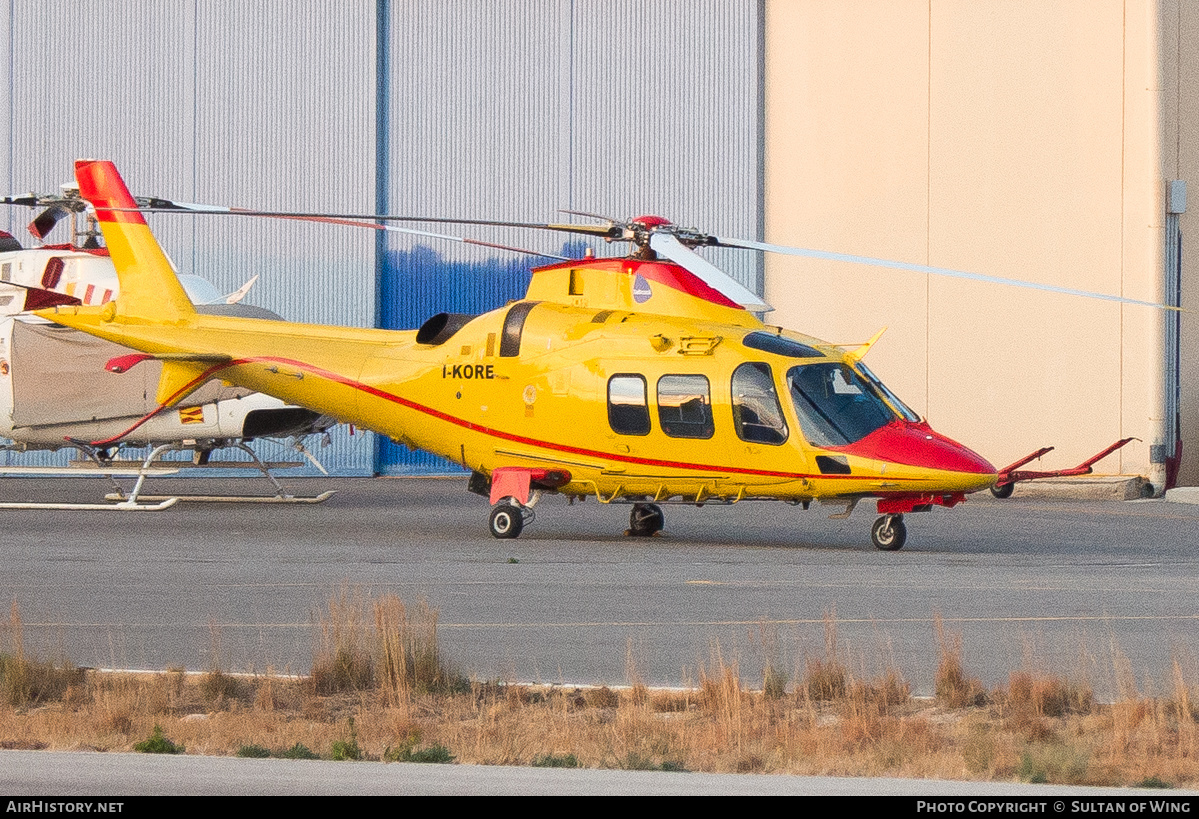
[378,0,763,473]
[0,0,378,473]
[0,0,761,475]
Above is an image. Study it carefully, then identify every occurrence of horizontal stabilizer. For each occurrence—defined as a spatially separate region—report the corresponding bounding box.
[106,352,232,375]
[9,283,82,311]
[155,359,223,407]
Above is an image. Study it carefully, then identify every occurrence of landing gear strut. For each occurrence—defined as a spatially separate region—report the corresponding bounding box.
[871,514,906,551]
[627,502,664,537]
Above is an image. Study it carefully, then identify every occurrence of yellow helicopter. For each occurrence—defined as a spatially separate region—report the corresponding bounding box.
[38,160,1167,548]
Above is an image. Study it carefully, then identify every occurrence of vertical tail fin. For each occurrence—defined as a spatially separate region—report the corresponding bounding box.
[74,160,195,323]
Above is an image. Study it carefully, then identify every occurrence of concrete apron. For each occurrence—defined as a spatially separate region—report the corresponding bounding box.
[999,475,1155,501]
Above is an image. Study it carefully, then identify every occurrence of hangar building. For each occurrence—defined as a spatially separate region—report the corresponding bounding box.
[0,0,1194,491]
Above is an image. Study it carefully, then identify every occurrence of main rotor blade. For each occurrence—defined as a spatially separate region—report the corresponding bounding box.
[273,211,572,261]
[649,232,770,311]
[129,201,622,238]
[716,236,1180,312]
[29,205,68,240]
[120,203,597,259]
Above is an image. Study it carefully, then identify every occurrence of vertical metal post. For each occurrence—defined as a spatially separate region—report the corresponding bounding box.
[1157,179,1185,489]
[372,0,390,476]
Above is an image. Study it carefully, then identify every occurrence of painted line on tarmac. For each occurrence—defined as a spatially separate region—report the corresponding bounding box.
[22,613,1199,629]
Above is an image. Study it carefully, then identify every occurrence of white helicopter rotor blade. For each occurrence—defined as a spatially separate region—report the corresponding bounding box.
[648,232,771,312]
[717,236,1179,312]
[223,274,259,305]
[292,440,329,476]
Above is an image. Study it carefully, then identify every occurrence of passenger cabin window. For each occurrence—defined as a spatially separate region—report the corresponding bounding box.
[657,375,714,439]
[608,375,650,435]
[732,363,788,445]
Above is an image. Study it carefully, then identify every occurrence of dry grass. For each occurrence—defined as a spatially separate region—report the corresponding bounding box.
[310,587,459,702]
[1,594,1199,787]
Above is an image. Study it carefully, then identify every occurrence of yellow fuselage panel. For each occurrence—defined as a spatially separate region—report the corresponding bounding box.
[526,258,764,328]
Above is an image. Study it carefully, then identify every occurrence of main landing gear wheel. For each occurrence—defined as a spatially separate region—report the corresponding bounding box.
[990,482,1015,499]
[489,502,524,539]
[871,514,907,551]
[627,502,664,537]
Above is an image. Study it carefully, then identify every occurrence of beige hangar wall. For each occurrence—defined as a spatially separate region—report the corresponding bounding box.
[764,0,1177,486]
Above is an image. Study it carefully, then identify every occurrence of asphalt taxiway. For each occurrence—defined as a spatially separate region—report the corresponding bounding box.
[2,476,1197,696]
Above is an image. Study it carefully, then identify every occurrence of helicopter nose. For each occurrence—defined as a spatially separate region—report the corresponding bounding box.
[834,421,996,477]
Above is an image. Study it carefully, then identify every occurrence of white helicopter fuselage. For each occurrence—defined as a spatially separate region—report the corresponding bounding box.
[0,242,331,451]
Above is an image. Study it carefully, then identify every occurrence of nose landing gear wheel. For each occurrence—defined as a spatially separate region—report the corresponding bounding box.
[871,514,906,551]
[489,502,524,539]
[627,503,664,537]
[990,482,1015,499]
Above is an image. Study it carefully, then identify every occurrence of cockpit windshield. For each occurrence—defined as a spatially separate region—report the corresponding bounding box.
[786,362,898,446]
[854,361,921,423]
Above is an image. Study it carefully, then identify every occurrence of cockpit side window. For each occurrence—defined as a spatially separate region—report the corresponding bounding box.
[786,362,896,446]
[608,374,651,435]
[657,374,714,439]
[731,362,788,445]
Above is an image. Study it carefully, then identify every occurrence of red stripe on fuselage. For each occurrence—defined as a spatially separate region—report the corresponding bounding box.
[95,354,947,483]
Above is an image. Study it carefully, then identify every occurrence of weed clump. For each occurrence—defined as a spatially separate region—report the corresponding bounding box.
[934,616,987,709]
[200,670,245,706]
[403,745,455,764]
[1017,742,1090,785]
[236,743,272,758]
[310,588,465,701]
[311,588,374,695]
[846,670,911,717]
[1138,776,1173,789]
[0,653,83,708]
[763,665,788,700]
[584,686,620,709]
[803,658,847,702]
[1005,671,1093,717]
[384,729,454,764]
[375,595,463,701]
[531,752,579,768]
[133,724,183,755]
[803,607,848,701]
[0,602,84,707]
[277,743,320,760]
[330,716,364,761]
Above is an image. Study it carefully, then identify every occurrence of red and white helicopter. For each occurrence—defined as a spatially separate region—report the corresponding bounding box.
[0,186,336,509]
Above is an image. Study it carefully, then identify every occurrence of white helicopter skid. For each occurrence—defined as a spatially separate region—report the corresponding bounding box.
[97,440,336,506]
[0,439,182,509]
[0,497,178,511]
